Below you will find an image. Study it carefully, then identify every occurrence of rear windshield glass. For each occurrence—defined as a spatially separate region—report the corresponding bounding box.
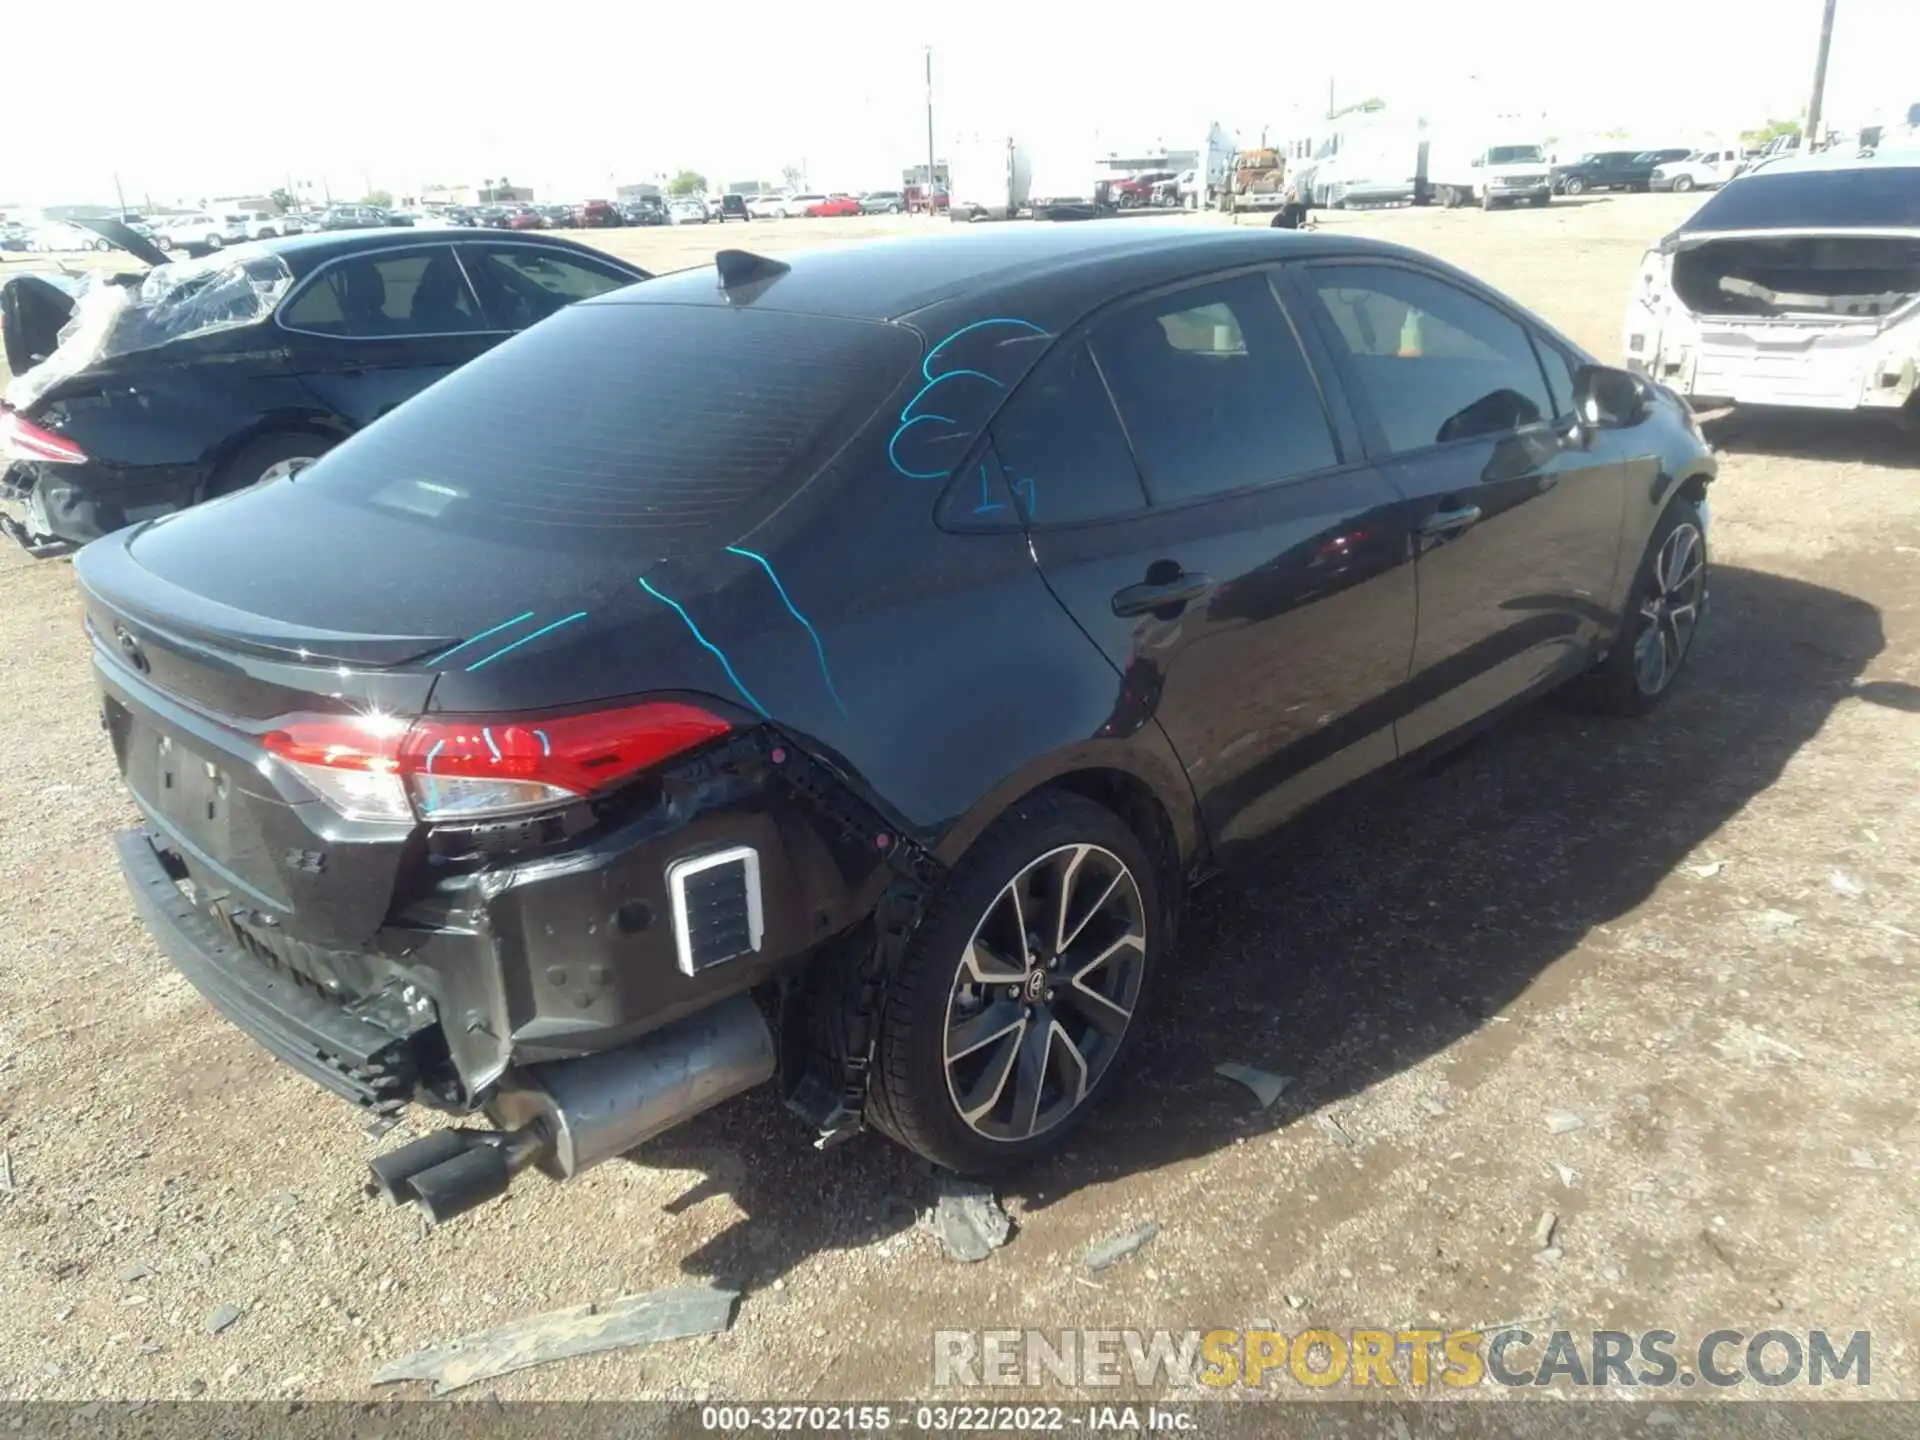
[1684,165,1920,231]
[292,302,921,554]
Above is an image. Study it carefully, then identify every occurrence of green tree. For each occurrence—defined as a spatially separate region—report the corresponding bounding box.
[1741,118,1801,147]
[268,187,293,213]
[1328,96,1386,119]
[668,169,708,197]
[781,164,805,192]
[361,188,393,207]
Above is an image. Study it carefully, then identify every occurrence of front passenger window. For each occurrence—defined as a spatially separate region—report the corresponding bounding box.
[1303,264,1554,454]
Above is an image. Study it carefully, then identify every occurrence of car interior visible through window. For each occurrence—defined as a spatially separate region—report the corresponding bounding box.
[464,247,634,329]
[987,339,1147,527]
[1303,264,1554,453]
[280,249,484,337]
[1087,271,1339,505]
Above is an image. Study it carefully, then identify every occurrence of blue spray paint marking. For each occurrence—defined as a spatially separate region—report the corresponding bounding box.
[922,317,1048,381]
[464,611,588,672]
[482,727,501,761]
[637,577,768,717]
[726,545,848,719]
[425,739,445,773]
[534,729,551,756]
[429,611,535,665]
[888,413,959,480]
[974,461,1006,515]
[888,317,1048,481]
[1011,477,1038,517]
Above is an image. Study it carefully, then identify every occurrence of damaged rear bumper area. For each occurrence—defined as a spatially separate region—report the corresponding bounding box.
[114,729,921,1222]
[1626,232,1920,412]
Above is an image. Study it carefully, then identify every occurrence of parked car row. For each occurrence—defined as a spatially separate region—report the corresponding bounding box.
[5,207,1722,1223]
[1550,148,1694,196]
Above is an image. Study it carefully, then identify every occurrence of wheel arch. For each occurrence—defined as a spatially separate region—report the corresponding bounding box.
[199,416,353,499]
[931,746,1203,900]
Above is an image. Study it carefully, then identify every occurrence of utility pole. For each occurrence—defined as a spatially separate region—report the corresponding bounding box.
[113,172,128,217]
[1805,0,1838,146]
[925,46,937,207]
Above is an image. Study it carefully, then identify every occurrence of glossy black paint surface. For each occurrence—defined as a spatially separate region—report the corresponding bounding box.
[77,225,1715,1109]
[7,231,648,545]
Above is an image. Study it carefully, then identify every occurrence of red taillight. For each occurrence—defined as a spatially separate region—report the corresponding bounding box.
[1,408,88,465]
[261,703,731,824]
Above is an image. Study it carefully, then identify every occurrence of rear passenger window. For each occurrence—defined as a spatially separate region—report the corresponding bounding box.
[465,245,635,330]
[987,340,1148,525]
[1303,264,1554,454]
[1088,272,1338,505]
[280,248,484,337]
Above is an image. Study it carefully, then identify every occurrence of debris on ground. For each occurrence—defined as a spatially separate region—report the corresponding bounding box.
[0,1150,14,1192]
[1685,860,1729,879]
[371,1286,739,1395]
[118,1264,153,1284]
[1552,1162,1579,1188]
[204,1304,242,1336]
[1285,1293,1307,1311]
[1545,1111,1586,1135]
[1086,1221,1161,1273]
[935,1179,1012,1263]
[1315,1114,1357,1149]
[1850,1148,1879,1170]
[1214,1062,1293,1110]
[1830,870,1864,897]
[1532,1211,1558,1250]
[1752,909,1801,929]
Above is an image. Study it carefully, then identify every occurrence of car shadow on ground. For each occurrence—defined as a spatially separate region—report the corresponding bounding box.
[639,563,1882,1288]
[1706,409,1919,469]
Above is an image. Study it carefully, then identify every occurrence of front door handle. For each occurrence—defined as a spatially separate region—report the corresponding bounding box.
[1111,572,1215,618]
[1418,504,1482,539]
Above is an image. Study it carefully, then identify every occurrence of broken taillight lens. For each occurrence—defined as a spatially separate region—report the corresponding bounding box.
[261,703,732,824]
[0,409,87,464]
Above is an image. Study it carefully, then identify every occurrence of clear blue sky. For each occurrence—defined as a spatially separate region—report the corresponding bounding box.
[8,0,1914,207]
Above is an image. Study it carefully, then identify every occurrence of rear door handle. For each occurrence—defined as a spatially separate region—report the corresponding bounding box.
[1418,504,1482,539]
[1111,572,1215,617]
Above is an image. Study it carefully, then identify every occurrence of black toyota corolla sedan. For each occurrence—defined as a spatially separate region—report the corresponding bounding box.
[75,227,1714,1221]
[1,221,648,554]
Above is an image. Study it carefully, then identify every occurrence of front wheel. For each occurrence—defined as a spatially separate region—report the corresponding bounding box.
[1563,176,1587,196]
[1672,175,1696,193]
[1563,498,1708,715]
[868,792,1164,1174]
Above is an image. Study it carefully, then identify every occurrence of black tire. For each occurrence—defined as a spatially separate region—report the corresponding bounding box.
[1562,497,1708,716]
[868,791,1166,1174]
[1672,175,1696,193]
[1563,176,1587,196]
[207,431,332,500]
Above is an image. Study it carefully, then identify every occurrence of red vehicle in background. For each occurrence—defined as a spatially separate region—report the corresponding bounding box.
[1114,170,1179,207]
[906,184,949,213]
[805,194,862,217]
[577,200,622,228]
[504,207,546,230]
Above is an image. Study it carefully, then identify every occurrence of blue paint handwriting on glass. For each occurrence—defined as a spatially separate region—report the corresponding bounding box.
[972,462,1037,518]
[889,317,1048,481]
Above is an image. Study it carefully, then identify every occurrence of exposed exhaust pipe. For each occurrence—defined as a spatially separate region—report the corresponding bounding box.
[369,995,775,1221]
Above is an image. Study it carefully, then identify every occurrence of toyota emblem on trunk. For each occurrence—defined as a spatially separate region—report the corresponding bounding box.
[114,626,150,673]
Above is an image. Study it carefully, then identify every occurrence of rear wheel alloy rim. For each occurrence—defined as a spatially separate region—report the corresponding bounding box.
[943,844,1146,1143]
[1633,522,1705,696]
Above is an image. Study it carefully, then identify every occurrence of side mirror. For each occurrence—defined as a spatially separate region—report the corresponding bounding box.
[1573,363,1651,429]
[1470,156,1484,168]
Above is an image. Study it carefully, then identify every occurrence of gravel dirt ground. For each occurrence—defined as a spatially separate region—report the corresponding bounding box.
[2,198,1918,1403]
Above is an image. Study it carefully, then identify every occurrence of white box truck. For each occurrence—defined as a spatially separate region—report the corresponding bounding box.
[947,135,1032,222]
[1428,134,1553,210]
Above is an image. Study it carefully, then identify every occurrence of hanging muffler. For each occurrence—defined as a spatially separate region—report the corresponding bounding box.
[369,994,776,1223]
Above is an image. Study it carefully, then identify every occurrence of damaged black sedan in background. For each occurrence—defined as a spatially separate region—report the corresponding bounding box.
[77,227,1714,1223]
[1,221,648,554]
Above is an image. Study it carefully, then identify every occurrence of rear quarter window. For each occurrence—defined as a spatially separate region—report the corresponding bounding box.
[291,302,921,556]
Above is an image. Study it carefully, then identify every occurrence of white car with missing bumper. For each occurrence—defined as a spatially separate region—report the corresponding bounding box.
[1625,152,1920,415]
